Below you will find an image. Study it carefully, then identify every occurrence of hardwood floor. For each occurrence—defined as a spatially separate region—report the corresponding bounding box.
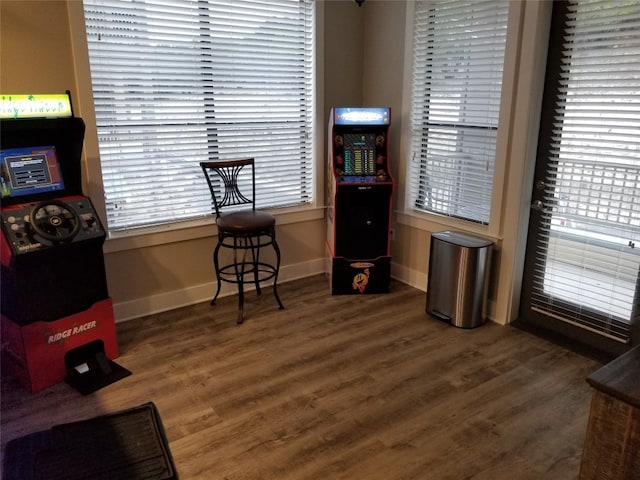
[1,275,603,479]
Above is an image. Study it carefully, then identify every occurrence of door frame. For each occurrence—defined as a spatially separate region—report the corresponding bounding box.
[517,0,639,358]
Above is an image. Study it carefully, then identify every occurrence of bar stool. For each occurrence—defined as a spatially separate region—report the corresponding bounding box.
[200,158,284,324]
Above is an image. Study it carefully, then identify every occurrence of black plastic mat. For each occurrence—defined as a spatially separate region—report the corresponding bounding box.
[65,341,132,395]
[3,402,178,480]
[65,357,132,396]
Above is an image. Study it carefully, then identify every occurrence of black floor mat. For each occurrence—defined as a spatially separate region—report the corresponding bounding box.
[65,357,132,395]
[3,402,178,480]
[65,341,132,395]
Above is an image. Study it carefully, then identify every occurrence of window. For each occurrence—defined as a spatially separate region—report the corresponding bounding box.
[83,0,314,233]
[407,0,509,224]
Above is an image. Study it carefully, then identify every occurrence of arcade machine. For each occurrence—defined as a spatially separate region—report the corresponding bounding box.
[326,107,394,294]
[0,93,123,393]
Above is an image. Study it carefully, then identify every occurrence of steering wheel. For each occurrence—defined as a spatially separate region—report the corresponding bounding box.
[29,200,81,243]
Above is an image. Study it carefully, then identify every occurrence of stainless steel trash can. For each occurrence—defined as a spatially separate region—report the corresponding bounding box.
[426,231,493,328]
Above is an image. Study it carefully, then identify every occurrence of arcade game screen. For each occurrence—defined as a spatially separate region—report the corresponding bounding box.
[342,132,376,175]
[0,145,65,199]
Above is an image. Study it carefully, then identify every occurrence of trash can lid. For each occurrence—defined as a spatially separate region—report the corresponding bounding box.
[432,231,493,248]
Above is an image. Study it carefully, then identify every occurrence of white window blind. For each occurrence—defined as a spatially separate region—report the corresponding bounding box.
[531,0,640,341]
[83,0,314,232]
[408,0,508,224]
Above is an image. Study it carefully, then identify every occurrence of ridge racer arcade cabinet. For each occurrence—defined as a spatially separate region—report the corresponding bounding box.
[326,107,394,294]
[1,93,121,393]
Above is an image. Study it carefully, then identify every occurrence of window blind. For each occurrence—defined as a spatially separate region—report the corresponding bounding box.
[83,0,314,232]
[408,0,509,224]
[530,0,640,341]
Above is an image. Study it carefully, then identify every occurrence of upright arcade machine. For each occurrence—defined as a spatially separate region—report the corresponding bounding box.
[326,107,394,294]
[0,93,120,393]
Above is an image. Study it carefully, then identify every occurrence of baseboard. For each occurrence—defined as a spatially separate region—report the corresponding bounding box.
[113,257,326,323]
[390,261,427,292]
[113,258,496,325]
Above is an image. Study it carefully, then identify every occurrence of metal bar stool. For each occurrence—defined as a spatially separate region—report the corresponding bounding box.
[200,158,284,324]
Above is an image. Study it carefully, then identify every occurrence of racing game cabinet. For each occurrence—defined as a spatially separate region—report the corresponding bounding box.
[1,113,121,393]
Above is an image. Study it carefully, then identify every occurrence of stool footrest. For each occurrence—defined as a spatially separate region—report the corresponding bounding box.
[218,262,278,284]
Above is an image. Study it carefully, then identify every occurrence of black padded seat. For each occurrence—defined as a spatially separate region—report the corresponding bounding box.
[216,211,275,233]
[200,158,284,324]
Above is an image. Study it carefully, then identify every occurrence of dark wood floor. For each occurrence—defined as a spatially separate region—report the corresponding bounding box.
[1,275,603,479]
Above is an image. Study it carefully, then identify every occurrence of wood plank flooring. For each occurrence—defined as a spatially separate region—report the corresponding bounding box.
[1,275,603,479]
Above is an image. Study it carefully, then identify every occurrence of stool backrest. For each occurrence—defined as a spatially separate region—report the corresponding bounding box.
[200,158,256,218]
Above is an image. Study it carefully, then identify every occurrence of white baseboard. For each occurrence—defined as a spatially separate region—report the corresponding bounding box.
[113,258,496,325]
[113,257,326,323]
[391,261,427,292]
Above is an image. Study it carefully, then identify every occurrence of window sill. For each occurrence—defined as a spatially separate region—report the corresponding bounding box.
[396,209,502,244]
[104,205,326,254]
